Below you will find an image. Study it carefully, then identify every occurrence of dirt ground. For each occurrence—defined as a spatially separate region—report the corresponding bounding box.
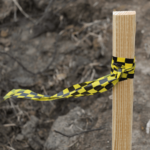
[0,0,150,150]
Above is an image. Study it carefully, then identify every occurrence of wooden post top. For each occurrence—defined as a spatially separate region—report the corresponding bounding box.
[113,11,136,15]
[113,11,136,58]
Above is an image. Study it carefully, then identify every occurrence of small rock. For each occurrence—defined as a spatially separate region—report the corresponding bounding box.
[28,135,44,150]
[16,134,24,141]
[29,29,33,34]
[21,30,30,41]
[109,95,112,100]
[0,38,11,46]
[26,47,36,55]
[135,30,143,48]
[141,30,145,33]
[4,47,9,52]
[38,129,46,139]
[44,107,96,150]
[28,110,36,116]
[46,32,51,37]
[0,29,9,38]
[22,116,39,138]
[134,103,143,113]
[56,73,67,81]
[141,126,145,131]
[11,76,36,87]
[93,2,99,7]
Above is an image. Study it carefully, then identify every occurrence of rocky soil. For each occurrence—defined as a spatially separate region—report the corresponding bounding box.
[0,0,150,150]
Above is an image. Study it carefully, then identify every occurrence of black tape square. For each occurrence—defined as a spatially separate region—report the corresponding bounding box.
[127,74,134,78]
[125,58,134,64]
[119,78,126,82]
[84,83,93,91]
[12,96,19,98]
[82,91,91,95]
[105,83,113,90]
[71,91,80,96]
[113,62,124,67]
[30,92,38,96]
[79,82,88,86]
[99,78,108,84]
[68,86,75,92]
[17,91,24,93]
[113,56,117,63]
[32,95,41,98]
[20,93,29,97]
[57,91,63,96]
[43,95,50,97]
[26,96,34,99]
[94,85,103,91]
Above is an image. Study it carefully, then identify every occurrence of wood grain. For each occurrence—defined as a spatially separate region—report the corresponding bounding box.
[112,11,136,150]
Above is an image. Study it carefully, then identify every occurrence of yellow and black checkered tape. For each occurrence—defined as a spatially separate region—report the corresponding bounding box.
[3,56,135,101]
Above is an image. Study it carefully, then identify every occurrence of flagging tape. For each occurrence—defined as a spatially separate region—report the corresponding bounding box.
[3,56,135,101]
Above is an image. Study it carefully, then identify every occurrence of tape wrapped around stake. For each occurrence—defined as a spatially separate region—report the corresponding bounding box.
[3,56,135,101]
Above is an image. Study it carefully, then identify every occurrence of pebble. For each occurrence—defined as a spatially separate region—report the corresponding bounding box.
[22,116,39,138]
[16,134,24,141]
[109,95,112,100]
[46,32,51,37]
[4,47,9,52]
[141,30,145,33]
[1,29,9,38]
[28,136,44,150]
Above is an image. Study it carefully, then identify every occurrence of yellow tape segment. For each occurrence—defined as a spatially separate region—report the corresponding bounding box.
[3,56,135,101]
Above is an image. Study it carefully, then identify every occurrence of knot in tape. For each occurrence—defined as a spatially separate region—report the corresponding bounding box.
[111,56,135,82]
[3,56,135,102]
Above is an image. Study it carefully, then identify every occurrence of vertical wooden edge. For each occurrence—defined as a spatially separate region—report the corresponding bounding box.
[113,14,116,57]
[112,11,136,150]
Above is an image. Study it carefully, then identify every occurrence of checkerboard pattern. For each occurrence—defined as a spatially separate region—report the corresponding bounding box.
[3,56,135,101]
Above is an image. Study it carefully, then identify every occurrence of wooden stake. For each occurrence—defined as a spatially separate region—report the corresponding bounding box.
[112,11,136,150]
